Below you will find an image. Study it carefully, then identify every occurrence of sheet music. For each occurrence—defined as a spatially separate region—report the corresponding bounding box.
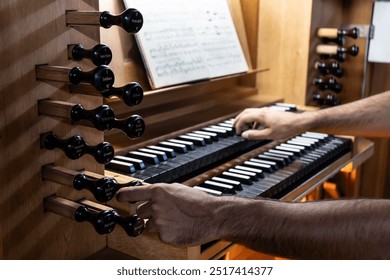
[368,2,390,63]
[125,0,248,88]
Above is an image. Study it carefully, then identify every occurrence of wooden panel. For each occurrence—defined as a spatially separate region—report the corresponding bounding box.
[109,230,190,260]
[306,0,343,105]
[239,0,260,87]
[240,0,260,69]
[0,0,109,259]
[256,0,313,105]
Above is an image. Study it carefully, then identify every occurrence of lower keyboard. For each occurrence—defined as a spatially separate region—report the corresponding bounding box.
[193,132,352,198]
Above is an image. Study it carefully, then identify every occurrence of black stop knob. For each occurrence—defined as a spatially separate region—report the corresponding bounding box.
[71,43,113,66]
[114,213,145,237]
[114,114,145,139]
[89,142,115,164]
[74,206,116,235]
[102,82,144,107]
[69,65,115,91]
[99,8,143,33]
[43,132,86,160]
[42,132,114,164]
[70,104,115,131]
[73,174,142,202]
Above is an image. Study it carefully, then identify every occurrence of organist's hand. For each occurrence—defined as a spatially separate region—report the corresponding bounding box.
[234,107,310,140]
[116,183,222,246]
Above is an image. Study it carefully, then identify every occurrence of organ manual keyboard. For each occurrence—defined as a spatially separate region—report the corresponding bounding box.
[106,107,352,199]
[190,131,352,199]
[104,104,362,260]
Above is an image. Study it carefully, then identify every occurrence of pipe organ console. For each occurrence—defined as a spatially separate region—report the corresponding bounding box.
[0,0,374,260]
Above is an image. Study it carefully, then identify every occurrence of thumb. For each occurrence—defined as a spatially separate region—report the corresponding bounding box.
[241,128,271,140]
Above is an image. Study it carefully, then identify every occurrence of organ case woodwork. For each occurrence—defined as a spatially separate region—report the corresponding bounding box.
[0,0,106,259]
[0,0,380,261]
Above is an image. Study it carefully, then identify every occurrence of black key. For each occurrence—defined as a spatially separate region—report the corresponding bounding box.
[293,136,320,144]
[158,141,188,153]
[219,122,233,128]
[210,176,242,191]
[250,158,278,171]
[168,139,195,151]
[303,154,320,161]
[291,136,319,146]
[192,130,219,141]
[106,159,135,174]
[267,149,295,160]
[147,145,176,158]
[220,171,252,185]
[275,145,302,156]
[202,180,236,194]
[301,132,329,142]
[300,157,314,164]
[244,160,273,173]
[224,118,234,123]
[178,135,206,146]
[114,155,145,170]
[215,123,235,134]
[228,168,258,181]
[128,151,160,165]
[210,125,234,136]
[287,140,313,150]
[186,133,212,144]
[258,154,287,167]
[202,127,228,137]
[235,165,264,178]
[138,148,168,162]
[264,152,292,164]
[280,143,307,151]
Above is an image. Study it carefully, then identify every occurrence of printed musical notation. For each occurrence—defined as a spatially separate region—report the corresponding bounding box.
[125,0,248,88]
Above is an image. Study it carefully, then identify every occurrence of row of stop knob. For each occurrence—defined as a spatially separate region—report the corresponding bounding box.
[37,8,146,164]
[40,7,147,237]
[312,27,360,106]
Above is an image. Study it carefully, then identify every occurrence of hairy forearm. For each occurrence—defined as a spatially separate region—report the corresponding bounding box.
[303,91,390,137]
[215,197,390,259]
